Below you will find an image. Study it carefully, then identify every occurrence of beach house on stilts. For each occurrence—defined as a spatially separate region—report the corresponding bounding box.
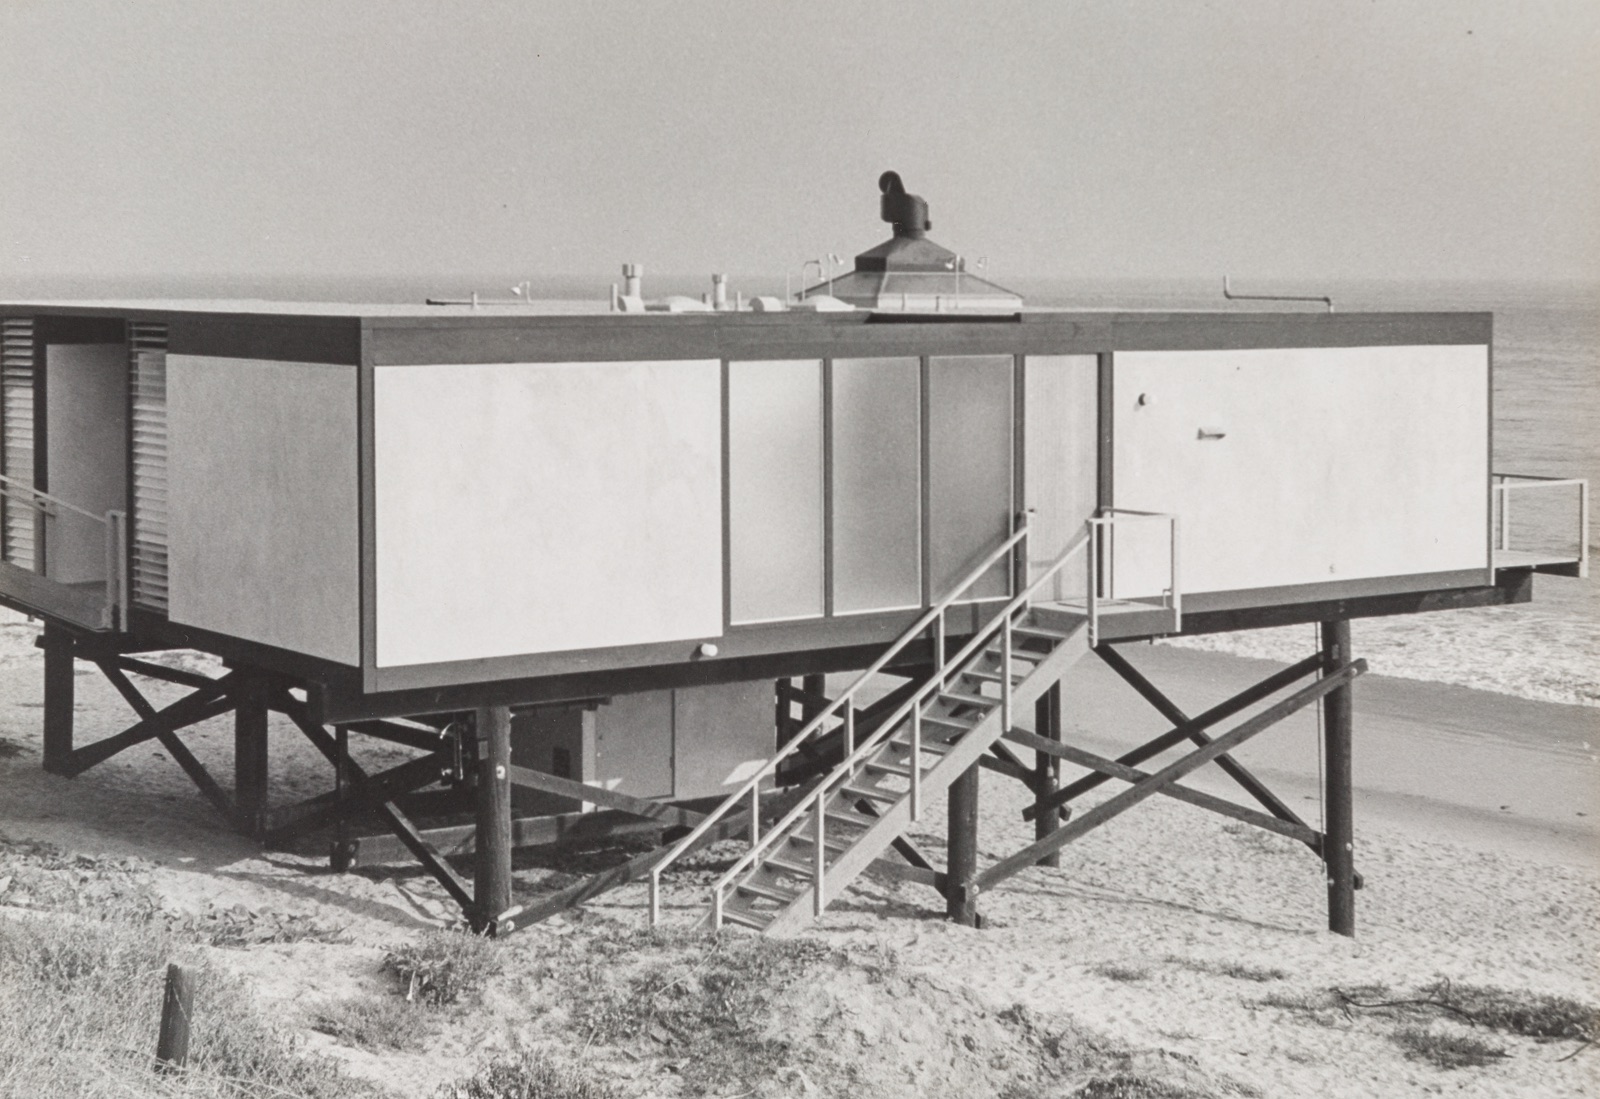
[0,175,1587,938]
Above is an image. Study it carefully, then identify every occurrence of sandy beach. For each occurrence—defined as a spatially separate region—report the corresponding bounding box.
[0,605,1595,1097]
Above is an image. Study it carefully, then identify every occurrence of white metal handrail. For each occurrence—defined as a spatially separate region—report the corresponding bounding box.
[647,518,1036,925]
[709,524,1095,928]
[1493,473,1589,577]
[0,472,130,630]
[1087,508,1181,645]
[0,472,111,524]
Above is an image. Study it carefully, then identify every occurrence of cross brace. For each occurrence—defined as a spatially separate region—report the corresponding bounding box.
[977,659,1366,891]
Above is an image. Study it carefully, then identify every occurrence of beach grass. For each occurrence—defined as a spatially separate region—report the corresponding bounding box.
[0,909,379,1098]
[385,928,503,1007]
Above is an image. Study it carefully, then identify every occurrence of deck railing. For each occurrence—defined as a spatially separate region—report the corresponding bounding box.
[1493,473,1589,578]
[1087,508,1181,645]
[0,471,129,630]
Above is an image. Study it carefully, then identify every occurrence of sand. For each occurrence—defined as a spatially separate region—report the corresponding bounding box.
[0,610,1597,1097]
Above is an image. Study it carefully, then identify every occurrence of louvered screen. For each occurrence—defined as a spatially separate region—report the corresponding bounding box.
[1,318,36,572]
[129,323,169,612]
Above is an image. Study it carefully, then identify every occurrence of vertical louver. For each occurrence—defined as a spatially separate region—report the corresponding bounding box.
[129,323,169,612]
[1,318,36,572]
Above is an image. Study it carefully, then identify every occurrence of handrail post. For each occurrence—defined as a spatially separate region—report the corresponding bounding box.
[1001,615,1013,735]
[103,513,118,629]
[1087,520,1100,647]
[910,705,922,821]
[1170,514,1182,630]
[1580,480,1590,578]
[813,800,826,916]
[649,869,661,927]
[749,785,760,845]
[713,879,723,929]
[107,510,129,630]
[843,706,854,760]
[935,610,947,689]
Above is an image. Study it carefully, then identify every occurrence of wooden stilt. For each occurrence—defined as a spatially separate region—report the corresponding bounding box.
[801,673,827,722]
[946,762,980,926]
[41,623,75,776]
[233,675,269,838]
[330,725,354,872]
[1033,682,1062,867]
[1321,620,1356,937]
[474,705,513,932]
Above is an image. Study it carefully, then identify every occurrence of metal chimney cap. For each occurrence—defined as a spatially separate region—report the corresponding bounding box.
[879,171,931,239]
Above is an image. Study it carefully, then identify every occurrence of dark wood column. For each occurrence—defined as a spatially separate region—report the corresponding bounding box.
[1320,620,1355,937]
[946,761,980,926]
[474,704,513,930]
[41,623,75,776]
[233,674,269,837]
[1033,682,1063,867]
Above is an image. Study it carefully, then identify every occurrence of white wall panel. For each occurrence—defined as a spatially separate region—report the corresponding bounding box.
[1112,345,1488,597]
[168,357,360,664]
[375,360,722,667]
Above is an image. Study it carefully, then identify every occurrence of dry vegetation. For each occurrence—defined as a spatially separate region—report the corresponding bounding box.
[1258,979,1599,1072]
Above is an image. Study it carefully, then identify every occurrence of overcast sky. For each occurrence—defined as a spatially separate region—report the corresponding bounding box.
[1,1,1595,285]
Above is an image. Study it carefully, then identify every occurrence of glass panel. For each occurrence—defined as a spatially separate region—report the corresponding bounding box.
[1023,355,1097,601]
[929,355,1013,601]
[832,357,921,613]
[729,360,824,623]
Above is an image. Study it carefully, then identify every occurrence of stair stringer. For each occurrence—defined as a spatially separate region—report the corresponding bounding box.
[757,618,1091,937]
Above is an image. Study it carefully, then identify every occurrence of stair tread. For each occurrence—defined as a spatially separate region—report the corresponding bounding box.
[720,905,773,930]
[825,807,876,828]
[984,648,1041,665]
[939,690,996,708]
[961,668,1020,684]
[1012,623,1075,640]
[736,879,801,904]
[789,834,850,853]
[864,759,914,777]
[921,713,975,730]
[764,854,815,878]
[889,735,950,755]
[841,782,898,803]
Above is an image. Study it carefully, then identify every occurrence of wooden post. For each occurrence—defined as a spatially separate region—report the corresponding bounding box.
[1320,620,1355,937]
[233,675,269,838]
[329,724,354,871]
[1033,682,1062,867]
[41,623,74,776]
[774,678,792,745]
[946,762,980,926]
[801,673,827,723]
[474,705,513,932]
[154,963,194,1072]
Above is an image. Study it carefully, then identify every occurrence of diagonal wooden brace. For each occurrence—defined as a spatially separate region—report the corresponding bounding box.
[263,752,454,845]
[978,660,1366,890]
[1022,652,1323,822]
[1095,644,1313,834]
[62,672,238,777]
[276,690,475,913]
[506,763,706,831]
[1003,727,1320,847]
[94,659,235,822]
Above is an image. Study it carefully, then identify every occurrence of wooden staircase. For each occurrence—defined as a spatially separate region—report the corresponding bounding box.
[714,609,1090,935]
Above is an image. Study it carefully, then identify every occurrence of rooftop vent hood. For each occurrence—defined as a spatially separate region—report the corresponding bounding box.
[803,172,1023,313]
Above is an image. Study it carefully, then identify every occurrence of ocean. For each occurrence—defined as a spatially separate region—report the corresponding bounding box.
[2,273,1593,706]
